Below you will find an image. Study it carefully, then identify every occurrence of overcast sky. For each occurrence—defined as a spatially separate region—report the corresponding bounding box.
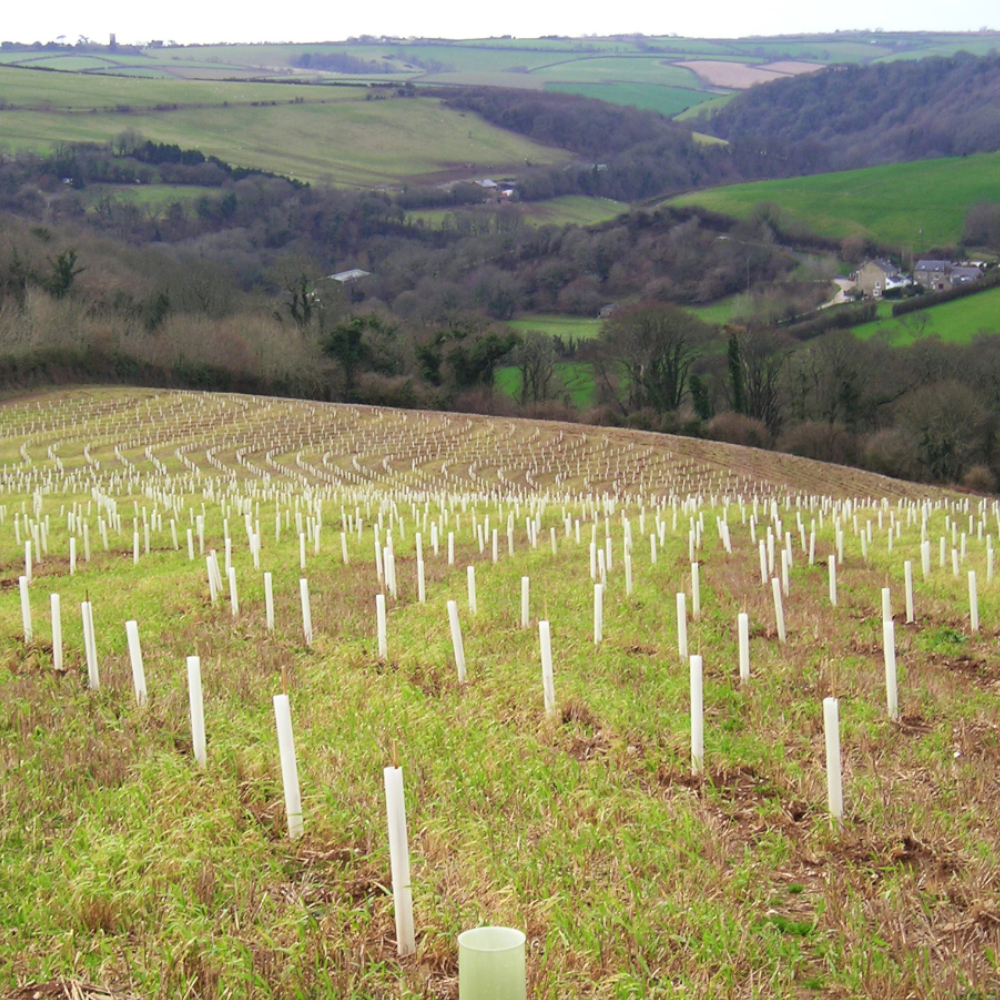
[3,0,997,46]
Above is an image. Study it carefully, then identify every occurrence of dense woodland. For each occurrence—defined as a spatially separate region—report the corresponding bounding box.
[707,51,1000,175]
[440,89,737,202]
[1,53,1000,489]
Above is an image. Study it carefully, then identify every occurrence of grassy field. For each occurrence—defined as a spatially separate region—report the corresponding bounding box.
[851,285,1000,344]
[80,183,222,210]
[0,66,358,110]
[0,95,569,188]
[506,313,603,341]
[531,58,703,87]
[675,94,734,120]
[407,197,627,231]
[668,153,1000,250]
[688,295,745,325]
[545,81,710,117]
[4,386,1000,1000]
[495,360,596,408]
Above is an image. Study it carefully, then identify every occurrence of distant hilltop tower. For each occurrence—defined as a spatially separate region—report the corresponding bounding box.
[109,33,117,51]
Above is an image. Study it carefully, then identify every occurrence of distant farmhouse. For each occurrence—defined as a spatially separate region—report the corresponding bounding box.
[913,259,985,292]
[852,259,910,299]
[473,178,515,202]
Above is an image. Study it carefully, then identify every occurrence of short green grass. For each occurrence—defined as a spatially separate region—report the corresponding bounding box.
[495,359,596,408]
[675,93,735,120]
[851,285,1000,344]
[506,313,603,340]
[407,196,626,231]
[0,96,569,187]
[668,153,1000,251]
[687,295,744,325]
[0,66,355,110]
[530,57,703,87]
[545,81,710,117]
[80,183,222,210]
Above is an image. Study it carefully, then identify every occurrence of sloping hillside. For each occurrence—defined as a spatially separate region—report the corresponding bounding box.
[3,386,996,1000]
[705,51,1000,175]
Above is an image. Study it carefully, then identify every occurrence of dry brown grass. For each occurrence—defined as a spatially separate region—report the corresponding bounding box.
[675,61,791,89]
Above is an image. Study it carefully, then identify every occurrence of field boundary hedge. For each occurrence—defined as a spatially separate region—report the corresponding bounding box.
[891,269,1000,317]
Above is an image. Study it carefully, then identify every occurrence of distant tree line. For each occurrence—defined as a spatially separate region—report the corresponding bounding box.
[292,51,385,74]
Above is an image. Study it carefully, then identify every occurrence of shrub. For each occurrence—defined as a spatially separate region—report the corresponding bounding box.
[861,428,920,481]
[451,387,516,417]
[777,421,858,465]
[625,407,682,434]
[517,400,578,423]
[707,412,772,449]
[962,464,997,494]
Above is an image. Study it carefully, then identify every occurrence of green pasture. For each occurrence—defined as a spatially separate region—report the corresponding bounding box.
[877,35,1000,60]
[531,57,702,87]
[394,44,562,74]
[545,81,709,117]
[731,39,889,61]
[0,97,568,187]
[142,44,311,66]
[80,184,221,210]
[688,295,744,325]
[407,196,626,231]
[521,196,627,226]
[414,71,548,89]
[445,38,623,52]
[676,94,735,120]
[669,153,1000,251]
[641,38,744,56]
[495,359,595,407]
[506,313,603,341]
[0,66,355,110]
[851,285,1000,345]
[17,56,121,71]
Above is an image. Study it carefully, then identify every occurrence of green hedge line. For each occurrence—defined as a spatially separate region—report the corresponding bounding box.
[891,269,1000,317]
[782,301,878,341]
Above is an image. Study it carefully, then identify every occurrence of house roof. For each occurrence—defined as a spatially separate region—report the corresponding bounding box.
[950,265,984,283]
[869,258,901,277]
[327,269,371,283]
[915,260,949,273]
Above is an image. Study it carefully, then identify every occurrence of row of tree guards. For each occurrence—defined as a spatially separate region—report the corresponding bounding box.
[13,489,997,762]
[7,436,1000,989]
[17,547,941,738]
[15,502,994,856]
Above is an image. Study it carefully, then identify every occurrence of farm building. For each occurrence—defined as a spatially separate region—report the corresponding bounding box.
[914,259,985,291]
[852,259,909,298]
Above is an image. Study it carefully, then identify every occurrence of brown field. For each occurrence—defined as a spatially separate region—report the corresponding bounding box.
[674,60,798,89]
